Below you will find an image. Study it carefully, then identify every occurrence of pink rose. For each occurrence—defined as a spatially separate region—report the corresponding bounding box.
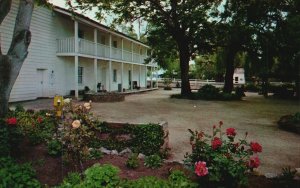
[195,161,208,176]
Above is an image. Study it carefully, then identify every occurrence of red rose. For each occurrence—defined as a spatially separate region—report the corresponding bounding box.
[226,128,236,137]
[6,117,17,125]
[195,161,208,176]
[37,117,43,123]
[213,125,216,129]
[248,156,260,168]
[250,142,262,153]
[212,137,222,150]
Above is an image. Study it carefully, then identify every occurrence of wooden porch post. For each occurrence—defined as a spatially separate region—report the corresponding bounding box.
[94,29,98,91]
[74,20,79,99]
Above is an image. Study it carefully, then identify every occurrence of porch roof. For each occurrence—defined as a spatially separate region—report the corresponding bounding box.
[53,6,150,48]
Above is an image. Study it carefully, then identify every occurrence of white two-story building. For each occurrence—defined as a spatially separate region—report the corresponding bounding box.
[1,0,157,102]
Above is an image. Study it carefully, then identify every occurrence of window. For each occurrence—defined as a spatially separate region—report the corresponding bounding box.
[101,36,106,44]
[78,67,83,84]
[113,41,118,48]
[113,69,117,82]
[78,29,84,39]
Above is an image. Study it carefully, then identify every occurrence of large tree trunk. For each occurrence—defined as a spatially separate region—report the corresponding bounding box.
[178,43,191,96]
[223,48,237,93]
[295,52,300,99]
[0,0,34,118]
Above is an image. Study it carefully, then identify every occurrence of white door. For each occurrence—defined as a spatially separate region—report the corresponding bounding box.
[37,69,47,98]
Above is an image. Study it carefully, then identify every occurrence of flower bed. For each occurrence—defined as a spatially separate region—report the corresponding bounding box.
[83,92,125,102]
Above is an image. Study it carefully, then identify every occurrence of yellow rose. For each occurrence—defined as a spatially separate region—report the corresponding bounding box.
[72,120,81,129]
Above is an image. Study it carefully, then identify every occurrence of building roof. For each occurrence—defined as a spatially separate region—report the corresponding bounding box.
[53,6,149,48]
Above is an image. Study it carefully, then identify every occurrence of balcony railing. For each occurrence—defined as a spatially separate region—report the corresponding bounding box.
[57,37,147,64]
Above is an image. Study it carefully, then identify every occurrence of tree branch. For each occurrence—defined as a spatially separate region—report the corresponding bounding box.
[0,0,12,24]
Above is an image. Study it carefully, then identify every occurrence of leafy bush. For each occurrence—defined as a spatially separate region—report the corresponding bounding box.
[0,157,41,187]
[130,124,165,155]
[125,176,169,188]
[144,154,163,169]
[59,172,81,188]
[168,170,198,188]
[126,153,139,169]
[0,118,23,156]
[184,121,262,187]
[269,84,295,99]
[81,163,120,187]
[245,83,261,92]
[47,139,62,156]
[88,148,103,160]
[62,101,96,170]
[197,84,220,100]
[278,112,300,134]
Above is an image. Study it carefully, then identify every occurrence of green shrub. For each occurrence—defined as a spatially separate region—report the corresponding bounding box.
[144,154,163,169]
[125,176,169,188]
[245,83,261,92]
[130,124,165,156]
[269,84,295,99]
[47,139,62,156]
[88,148,103,160]
[0,118,23,156]
[15,104,25,112]
[126,153,139,169]
[168,170,198,188]
[59,172,81,188]
[0,157,41,187]
[197,84,221,100]
[81,163,120,187]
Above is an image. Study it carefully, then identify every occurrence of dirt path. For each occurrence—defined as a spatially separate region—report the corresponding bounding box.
[16,89,300,175]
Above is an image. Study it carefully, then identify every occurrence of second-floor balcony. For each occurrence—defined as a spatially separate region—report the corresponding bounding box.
[56,37,148,64]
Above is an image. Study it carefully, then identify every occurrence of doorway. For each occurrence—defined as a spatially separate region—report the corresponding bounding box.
[36,69,47,98]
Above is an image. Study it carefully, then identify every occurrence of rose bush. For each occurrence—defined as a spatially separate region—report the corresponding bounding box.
[185,121,262,187]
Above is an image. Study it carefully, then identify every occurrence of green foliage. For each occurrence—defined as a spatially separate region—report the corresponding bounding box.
[185,122,262,187]
[144,154,163,169]
[269,84,295,99]
[88,148,103,160]
[280,166,297,181]
[15,110,57,145]
[197,85,221,100]
[168,170,198,188]
[126,153,139,169]
[0,157,41,188]
[292,112,300,123]
[94,123,165,156]
[0,118,23,156]
[62,102,96,170]
[59,172,82,188]
[81,163,120,188]
[130,124,165,156]
[245,83,261,92]
[14,104,25,112]
[125,176,169,188]
[47,139,62,157]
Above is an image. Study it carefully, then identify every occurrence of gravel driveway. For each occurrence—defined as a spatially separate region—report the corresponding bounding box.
[16,89,300,175]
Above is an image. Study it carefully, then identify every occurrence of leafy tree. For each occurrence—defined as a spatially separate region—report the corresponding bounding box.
[217,0,287,93]
[0,0,48,117]
[275,1,300,98]
[72,0,222,96]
